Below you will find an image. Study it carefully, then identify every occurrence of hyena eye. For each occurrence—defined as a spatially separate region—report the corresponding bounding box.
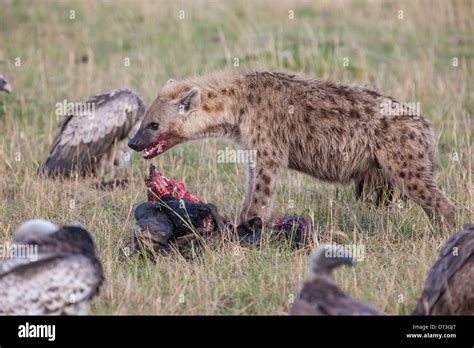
[148,122,159,130]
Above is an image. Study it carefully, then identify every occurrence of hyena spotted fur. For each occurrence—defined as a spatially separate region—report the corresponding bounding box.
[128,69,456,228]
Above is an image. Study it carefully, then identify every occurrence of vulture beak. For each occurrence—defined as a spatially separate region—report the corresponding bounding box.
[0,77,12,93]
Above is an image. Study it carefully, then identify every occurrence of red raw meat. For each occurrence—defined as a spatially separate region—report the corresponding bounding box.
[146,164,202,203]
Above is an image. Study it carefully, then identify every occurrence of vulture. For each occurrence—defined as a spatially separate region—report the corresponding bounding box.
[413,224,474,315]
[290,244,383,315]
[0,220,104,315]
[39,89,145,177]
[126,165,226,256]
[0,74,12,93]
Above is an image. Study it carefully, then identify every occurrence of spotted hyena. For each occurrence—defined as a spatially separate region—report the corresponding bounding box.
[128,69,456,228]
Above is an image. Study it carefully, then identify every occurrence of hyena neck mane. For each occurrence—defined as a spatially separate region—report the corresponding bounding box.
[172,69,246,144]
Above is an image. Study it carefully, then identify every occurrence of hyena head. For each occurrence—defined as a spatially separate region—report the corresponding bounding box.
[128,79,201,159]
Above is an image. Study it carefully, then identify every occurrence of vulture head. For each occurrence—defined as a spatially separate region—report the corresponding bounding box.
[310,243,353,276]
[128,79,199,159]
[0,75,12,93]
[13,219,57,245]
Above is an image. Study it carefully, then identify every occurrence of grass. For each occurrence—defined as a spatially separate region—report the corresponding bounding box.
[0,0,472,315]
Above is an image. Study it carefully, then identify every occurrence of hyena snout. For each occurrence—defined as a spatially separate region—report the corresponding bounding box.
[128,130,151,151]
[127,136,140,150]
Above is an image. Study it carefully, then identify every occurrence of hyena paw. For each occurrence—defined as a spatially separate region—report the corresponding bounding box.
[236,217,263,245]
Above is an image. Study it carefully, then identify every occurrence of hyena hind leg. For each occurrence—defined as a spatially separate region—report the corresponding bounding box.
[377,154,456,228]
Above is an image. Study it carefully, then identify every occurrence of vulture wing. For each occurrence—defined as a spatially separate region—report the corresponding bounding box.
[40,89,145,176]
[413,224,474,315]
[0,225,104,315]
[0,255,103,315]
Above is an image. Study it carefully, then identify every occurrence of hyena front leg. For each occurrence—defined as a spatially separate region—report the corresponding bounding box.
[239,164,256,223]
[240,159,283,224]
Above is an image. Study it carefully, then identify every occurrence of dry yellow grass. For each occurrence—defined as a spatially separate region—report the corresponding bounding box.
[0,0,472,314]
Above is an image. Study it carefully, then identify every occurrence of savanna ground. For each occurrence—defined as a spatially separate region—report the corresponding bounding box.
[0,0,472,315]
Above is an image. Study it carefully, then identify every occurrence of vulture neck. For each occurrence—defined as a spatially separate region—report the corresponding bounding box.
[311,272,336,284]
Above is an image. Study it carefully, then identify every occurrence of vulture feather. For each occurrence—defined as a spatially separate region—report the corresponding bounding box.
[39,89,145,177]
[290,244,383,315]
[0,220,104,315]
[413,224,474,315]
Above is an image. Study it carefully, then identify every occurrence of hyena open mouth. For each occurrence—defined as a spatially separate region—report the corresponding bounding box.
[142,139,168,159]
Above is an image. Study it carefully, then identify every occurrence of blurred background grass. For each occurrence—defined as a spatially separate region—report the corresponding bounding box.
[0,0,472,314]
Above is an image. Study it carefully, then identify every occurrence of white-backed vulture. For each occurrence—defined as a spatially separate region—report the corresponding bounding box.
[39,89,145,177]
[0,74,12,93]
[0,220,104,315]
[413,224,474,315]
[290,244,383,315]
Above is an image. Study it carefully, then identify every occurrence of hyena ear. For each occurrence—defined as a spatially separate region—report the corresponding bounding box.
[177,87,201,115]
[165,79,176,85]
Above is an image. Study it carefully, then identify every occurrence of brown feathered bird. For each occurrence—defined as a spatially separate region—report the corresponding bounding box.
[0,74,12,93]
[290,244,383,315]
[39,89,145,177]
[413,224,474,315]
[0,220,104,315]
